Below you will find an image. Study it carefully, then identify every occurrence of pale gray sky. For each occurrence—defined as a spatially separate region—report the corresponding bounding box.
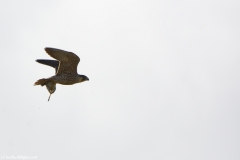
[0,0,240,160]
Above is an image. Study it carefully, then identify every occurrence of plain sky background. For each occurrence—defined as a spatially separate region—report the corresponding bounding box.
[0,0,240,160]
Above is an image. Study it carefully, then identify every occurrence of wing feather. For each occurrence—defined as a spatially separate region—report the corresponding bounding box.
[36,59,59,74]
[44,48,80,75]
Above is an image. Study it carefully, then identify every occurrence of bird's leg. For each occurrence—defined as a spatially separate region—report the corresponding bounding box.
[48,93,52,101]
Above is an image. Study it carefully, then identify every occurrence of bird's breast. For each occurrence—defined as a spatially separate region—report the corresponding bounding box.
[52,75,79,85]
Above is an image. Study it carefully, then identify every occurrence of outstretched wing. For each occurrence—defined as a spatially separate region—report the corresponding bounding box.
[36,59,59,74]
[44,47,80,75]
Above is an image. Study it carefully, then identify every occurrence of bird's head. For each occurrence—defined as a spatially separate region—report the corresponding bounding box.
[46,82,56,94]
[45,81,56,101]
[78,75,89,83]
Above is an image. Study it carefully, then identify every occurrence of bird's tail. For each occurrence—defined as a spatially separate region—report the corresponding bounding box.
[34,78,49,86]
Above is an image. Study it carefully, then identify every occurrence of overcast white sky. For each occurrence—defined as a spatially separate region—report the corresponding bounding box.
[0,0,240,160]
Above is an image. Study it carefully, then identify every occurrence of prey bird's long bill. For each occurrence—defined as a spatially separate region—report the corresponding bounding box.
[48,93,52,101]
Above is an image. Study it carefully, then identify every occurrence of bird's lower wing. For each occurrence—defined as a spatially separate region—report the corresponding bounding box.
[36,59,59,74]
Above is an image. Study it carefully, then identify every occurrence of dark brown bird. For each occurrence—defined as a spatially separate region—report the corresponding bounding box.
[35,47,89,101]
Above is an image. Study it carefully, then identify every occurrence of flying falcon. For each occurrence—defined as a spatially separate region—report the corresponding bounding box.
[34,47,89,101]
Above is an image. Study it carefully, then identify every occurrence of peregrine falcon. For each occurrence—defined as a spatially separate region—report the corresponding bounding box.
[35,47,89,101]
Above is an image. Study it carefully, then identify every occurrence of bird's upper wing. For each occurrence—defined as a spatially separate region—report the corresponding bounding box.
[36,59,59,74]
[44,47,80,75]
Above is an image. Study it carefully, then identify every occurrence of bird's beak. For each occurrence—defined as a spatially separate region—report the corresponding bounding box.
[48,93,52,101]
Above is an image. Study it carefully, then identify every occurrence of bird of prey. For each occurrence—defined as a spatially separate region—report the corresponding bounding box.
[35,47,89,101]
